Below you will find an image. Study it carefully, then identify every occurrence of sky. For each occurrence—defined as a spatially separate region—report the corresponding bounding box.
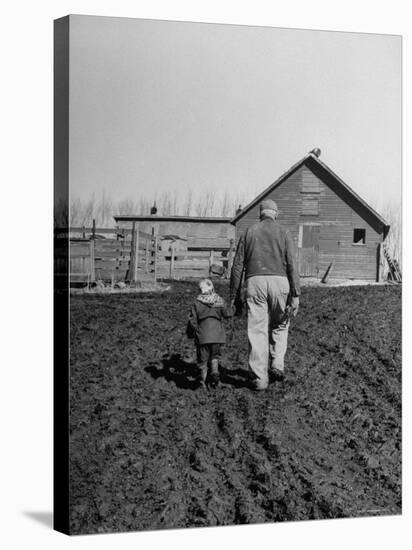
[69,15,401,214]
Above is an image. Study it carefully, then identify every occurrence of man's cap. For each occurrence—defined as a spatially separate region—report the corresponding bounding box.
[260,199,278,212]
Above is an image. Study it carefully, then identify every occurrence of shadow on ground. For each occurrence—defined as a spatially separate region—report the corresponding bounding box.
[145,354,200,390]
[23,511,53,529]
[145,354,252,390]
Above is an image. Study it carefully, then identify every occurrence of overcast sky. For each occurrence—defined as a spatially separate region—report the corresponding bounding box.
[69,15,401,213]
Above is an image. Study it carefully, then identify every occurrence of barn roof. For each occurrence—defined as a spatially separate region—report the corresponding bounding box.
[114,215,232,223]
[230,151,390,233]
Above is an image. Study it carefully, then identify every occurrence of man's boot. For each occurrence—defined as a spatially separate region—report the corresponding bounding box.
[198,362,208,388]
[209,359,220,388]
[269,359,285,382]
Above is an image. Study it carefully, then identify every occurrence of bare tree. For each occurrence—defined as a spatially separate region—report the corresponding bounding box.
[69,196,82,226]
[138,196,151,215]
[82,193,96,227]
[183,188,193,216]
[194,194,207,217]
[67,188,255,226]
[220,191,231,217]
[171,192,179,216]
[117,197,137,215]
[203,191,214,216]
[96,190,114,227]
[159,192,173,215]
[381,200,402,266]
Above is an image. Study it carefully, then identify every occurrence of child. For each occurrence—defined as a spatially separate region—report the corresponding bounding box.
[187,278,232,388]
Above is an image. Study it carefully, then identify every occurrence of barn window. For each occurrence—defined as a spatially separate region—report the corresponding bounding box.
[301,179,320,193]
[301,196,319,216]
[353,228,366,245]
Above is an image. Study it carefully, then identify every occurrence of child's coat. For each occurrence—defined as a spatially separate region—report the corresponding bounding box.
[187,292,232,345]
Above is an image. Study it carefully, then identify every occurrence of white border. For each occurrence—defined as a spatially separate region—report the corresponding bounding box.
[0,1,409,549]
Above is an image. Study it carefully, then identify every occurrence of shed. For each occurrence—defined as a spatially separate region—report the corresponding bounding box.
[114,215,235,251]
[231,150,390,281]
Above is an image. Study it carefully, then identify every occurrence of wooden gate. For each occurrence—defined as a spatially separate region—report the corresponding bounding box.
[298,224,320,277]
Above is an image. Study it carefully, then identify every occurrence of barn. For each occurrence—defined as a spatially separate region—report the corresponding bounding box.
[231,149,390,281]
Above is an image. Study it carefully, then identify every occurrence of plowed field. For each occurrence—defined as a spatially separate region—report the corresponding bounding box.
[69,282,401,534]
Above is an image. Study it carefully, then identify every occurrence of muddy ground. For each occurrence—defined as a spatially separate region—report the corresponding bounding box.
[69,282,401,535]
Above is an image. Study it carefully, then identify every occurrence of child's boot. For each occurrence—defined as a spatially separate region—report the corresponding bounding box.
[209,359,220,388]
[198,362,208,388]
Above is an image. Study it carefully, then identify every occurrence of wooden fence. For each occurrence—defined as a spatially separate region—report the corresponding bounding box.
[55,222,235,285]
[156,248,234,280]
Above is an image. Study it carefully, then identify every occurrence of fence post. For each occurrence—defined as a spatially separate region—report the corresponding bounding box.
[227,239,235,278]
[170,244,175,279]
[126,221,137,283]
[377,243,383,282]
[145,242,149,273]
[89,238,96,283]
[209,249,214,276]
[133,223,139,283]
[154,236,158,283]
[145,240,150,273]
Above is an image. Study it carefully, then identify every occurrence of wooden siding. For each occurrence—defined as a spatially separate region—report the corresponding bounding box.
[301,195,319,215]
[235,162,383,280]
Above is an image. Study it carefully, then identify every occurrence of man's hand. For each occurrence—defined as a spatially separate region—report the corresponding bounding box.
[290,296,299,317]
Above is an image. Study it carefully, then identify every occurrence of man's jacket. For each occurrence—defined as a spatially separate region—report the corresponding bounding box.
[187,293,232,345]
[230,217,301,299]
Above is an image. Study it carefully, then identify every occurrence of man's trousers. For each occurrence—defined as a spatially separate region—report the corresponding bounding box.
[246,275,290,384]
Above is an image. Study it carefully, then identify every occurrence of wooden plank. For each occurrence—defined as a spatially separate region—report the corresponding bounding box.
[154,236,158,283]
[145,243,150,274]
[157,260,210,268]
[95,267,128,275]
[187,239,231,249]
[56,226,153,240]
[321,260,335,283]
[94,261,123,269]
[94,254,131,262]
[69,246,90,255]
[209,250,214,271]
[94,242,127,250]
[89,239,95,282]
[134,223,139,282]
[70,253,93,259]
[227,239,235,277]
[125,221,136,283]
[297,225,303,248]
[70,257,89,275]
[377,243,384,282]
[94,245,129,253]
[156,250,226,260]
[173,264,210,270]
[69,273,90,283]
[158,269,210,279]
[170,244,175,279]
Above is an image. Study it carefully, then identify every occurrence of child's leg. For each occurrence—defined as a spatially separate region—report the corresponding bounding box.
[197,344,208,386]
[209,344,221,387]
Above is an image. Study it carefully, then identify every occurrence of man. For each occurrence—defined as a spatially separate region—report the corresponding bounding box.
[230,199,300,390]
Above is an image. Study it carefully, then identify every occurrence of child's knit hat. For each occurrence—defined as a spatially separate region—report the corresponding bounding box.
[199,278,214,295]
[197,279,224,307]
